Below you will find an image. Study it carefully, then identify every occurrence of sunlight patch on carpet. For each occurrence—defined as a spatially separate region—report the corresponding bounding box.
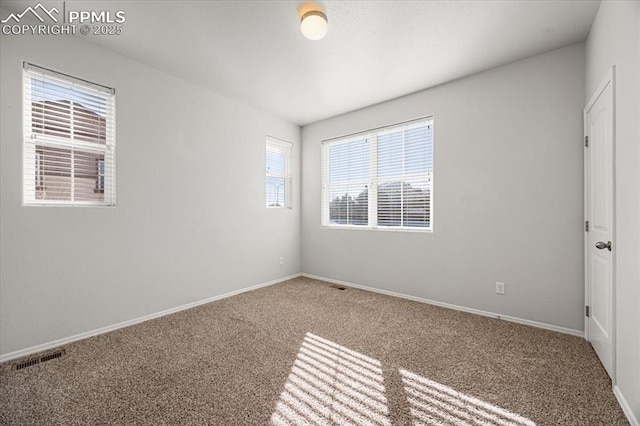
[399,369,537,426]
[271,332,391,425]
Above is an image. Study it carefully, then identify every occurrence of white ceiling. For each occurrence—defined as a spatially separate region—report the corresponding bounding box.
[2,0,601,125]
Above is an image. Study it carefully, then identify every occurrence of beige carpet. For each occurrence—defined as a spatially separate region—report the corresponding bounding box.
[0,277,628,425]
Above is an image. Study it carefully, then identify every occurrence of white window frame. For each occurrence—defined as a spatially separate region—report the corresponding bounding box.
[22,62,116,207]
[265,136,292,209]
[321,117,434,232]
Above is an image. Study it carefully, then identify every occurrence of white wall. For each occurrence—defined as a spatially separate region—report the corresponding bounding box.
[0,30,301,357]
[302,43,586,332]
[586,1,640,421]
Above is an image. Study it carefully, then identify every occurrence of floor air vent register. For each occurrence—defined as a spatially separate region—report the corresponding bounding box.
[11,349,66,371]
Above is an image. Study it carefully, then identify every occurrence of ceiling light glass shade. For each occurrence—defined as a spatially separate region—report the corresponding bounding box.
[300,10,328,40]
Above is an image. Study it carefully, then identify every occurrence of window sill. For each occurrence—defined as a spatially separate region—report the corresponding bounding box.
[24,201,116,208]
[321,225,432,233]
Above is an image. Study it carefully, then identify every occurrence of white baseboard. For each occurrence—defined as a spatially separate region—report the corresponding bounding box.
[301,273,584,337]
[0,273,301,363]
[0,272,587,361]
[614,386,639,426]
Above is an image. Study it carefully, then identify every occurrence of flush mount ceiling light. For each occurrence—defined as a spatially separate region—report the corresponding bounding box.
[300,8,328,40]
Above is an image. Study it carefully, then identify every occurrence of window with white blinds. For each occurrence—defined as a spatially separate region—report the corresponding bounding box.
[321,117,433,230]
[23,62,116,206]
[266,137,292,208]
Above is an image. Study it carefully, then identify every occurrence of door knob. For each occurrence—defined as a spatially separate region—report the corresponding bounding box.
[595,241,612,251]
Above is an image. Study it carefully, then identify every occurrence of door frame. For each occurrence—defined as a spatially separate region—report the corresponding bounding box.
[583,66,616,383]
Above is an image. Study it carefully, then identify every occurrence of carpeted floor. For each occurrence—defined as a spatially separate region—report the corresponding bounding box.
[0,277,628,425]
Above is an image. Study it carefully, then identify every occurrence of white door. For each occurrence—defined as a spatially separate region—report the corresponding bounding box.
[584,68,615,379]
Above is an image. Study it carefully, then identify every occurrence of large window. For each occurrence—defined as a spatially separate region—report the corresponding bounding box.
[321,117,433,230]
[23,62,116,206]
[266,137,292,208]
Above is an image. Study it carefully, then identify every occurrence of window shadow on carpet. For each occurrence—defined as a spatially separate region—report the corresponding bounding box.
[271,332,390,425]
[271,332,536,426]
[400,368,536,425]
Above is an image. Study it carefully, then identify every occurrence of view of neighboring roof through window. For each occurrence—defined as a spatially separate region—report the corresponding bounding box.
[22,63,116,206]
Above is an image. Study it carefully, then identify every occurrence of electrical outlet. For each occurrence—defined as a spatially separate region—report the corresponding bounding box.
[496,282,505,295]
[279,257,284,266]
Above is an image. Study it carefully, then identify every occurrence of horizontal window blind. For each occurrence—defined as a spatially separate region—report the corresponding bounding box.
[323,136,370,226]
[321,117,433,230]
[266,137,292,208]
[23,63,116,206]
